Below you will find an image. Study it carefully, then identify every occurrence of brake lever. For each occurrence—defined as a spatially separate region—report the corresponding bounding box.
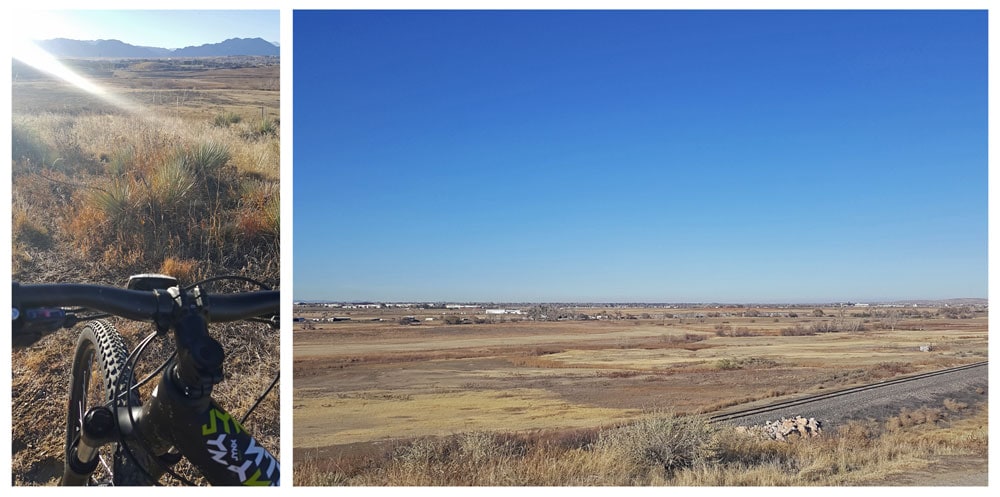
[12,307,74,348]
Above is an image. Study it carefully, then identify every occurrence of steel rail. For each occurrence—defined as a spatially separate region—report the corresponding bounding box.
[708,361,987,424]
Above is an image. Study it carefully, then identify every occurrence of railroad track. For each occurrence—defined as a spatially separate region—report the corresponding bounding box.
[708,361,988,424]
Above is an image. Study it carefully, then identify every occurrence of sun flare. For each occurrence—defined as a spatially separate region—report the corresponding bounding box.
[13,39,109,97]
[11,12,134,112]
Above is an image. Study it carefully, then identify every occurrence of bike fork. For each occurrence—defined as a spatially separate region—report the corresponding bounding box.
[62,404,175,485]
[62,405,116,485]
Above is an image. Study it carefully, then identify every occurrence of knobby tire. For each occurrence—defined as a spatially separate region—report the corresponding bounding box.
[63,320,153,485]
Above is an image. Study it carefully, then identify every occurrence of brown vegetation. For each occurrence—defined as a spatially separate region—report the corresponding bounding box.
[294,303,987,485]
[12,56,280,485]
[295,402,987,486]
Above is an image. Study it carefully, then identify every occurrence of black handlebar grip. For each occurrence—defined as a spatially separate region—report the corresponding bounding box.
[14,284,164,321]
[204,291,280,322]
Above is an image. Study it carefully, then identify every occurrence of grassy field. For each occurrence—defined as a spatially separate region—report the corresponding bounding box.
[11,56,280,485]
[293,303,987,485]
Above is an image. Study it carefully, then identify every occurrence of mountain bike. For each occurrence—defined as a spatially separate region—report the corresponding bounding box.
[11,274,281,486]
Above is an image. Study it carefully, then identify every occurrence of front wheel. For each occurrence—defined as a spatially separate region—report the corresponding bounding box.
[62,320,152,485]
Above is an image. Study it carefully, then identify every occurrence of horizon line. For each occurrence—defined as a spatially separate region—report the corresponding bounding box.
[293,297,988,306]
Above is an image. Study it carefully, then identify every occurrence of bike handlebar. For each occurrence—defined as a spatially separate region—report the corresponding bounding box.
[12,282,279,346]
[15,283,166,321]
[14,283,279,322]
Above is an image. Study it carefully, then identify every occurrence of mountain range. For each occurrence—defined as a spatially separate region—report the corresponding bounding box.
[34,37,280,58]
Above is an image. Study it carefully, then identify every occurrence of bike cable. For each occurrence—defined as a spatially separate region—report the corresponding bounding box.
[117,330,199,486]
[240,372,279,425]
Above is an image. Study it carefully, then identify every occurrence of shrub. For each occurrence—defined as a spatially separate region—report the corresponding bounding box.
[12,121,53,167]
[241,117,279,140]
[715,325,758,337]
[12,202,52,249]
[237,179,280,239]
[780,324,814,336]
[712,426,797,466]
[212,111,242,127]
[943,398,969,413]
[885,407,943,431]
[595,413,714,476]
[715,357,778,370]
[160,257,198,283]
[938,306,976,319]
[810,319,865,333]
[870,361,915,377]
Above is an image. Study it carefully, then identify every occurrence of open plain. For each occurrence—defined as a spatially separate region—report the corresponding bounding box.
[293,302,987,484]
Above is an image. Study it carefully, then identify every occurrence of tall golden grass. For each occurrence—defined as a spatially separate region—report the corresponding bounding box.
[12,109,279,283]
[295,402,987,486]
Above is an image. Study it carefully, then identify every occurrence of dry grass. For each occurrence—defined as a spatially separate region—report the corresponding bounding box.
[13,111,280,281]
[295,403,987,486]
[294,304,987,486]
[12,56,280,485]
[294,388,637,449]
[12,64,280,278]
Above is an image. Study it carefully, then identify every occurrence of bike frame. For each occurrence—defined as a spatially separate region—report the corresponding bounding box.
[117,309,278,485]
[121,352,281,485]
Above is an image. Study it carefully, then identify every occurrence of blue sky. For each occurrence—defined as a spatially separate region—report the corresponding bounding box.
[293,10,987,303]
[12,10,279,48]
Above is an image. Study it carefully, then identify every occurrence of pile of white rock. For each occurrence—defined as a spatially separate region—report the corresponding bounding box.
[735,416,822,441]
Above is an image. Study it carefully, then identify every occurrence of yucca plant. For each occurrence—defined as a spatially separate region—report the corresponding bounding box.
[212,111,242,127]
[87,179,134,228]
[186,141,231,178]
[106,143,136,177]
[149,155,196,212]
[257,117,278,137]
[240,117,279,140]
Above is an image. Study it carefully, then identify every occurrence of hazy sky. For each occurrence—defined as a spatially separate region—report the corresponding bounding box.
[293,10,986,303]
[11,10,279,48]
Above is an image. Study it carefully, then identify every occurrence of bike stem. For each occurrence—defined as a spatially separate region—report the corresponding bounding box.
[131,287,224,454]
[130,286,280,485]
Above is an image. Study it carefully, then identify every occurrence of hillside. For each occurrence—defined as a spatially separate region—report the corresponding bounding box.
[34,37,279,58]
